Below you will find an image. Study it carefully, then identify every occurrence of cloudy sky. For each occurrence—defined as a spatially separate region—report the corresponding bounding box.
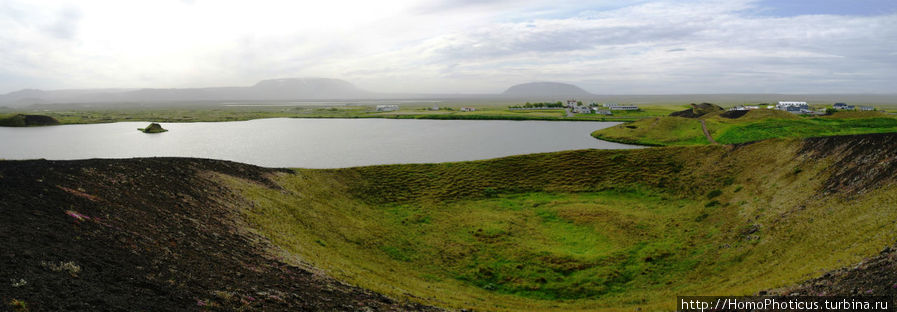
[1,0,895,94]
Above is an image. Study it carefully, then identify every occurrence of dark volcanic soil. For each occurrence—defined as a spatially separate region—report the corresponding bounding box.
[669,102,724,118]
[0,114,59,127]
[798,132,897,196]
[719,110,748,119]
[21,115,60,126]
[769,244,897,297]
[0,158,440,311]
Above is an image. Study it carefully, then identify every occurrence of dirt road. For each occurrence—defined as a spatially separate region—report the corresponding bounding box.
[700,120,718,144]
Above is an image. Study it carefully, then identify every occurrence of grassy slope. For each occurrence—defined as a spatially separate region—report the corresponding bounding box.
[218,136,897,311]
[0,113,26,126]
[589,116,708,145]
[592,110,897,146]
[714,114,897,144]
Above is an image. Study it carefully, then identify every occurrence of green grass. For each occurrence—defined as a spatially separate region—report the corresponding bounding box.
[591,116,708,145]
[215,138,897,311]
[714,117,897,144]
[592,109,897,146]
[0,114,27,126]
[372,190,709,301]
[0,103,676,126]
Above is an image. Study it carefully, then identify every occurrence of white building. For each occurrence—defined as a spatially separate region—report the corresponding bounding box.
[607,103,639,111]
[592,108,612,115]
[573,106,591,114]
[376,105,399,112]
[729,105,760,111]
[776,101,807,109]
[460,107,476,112]
[776,101,809,113]
[833,103,851,110]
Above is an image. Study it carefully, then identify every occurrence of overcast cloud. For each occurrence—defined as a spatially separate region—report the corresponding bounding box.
[0,0,894,94]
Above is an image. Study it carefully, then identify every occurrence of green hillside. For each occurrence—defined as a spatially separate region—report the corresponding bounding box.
[218,133,897,311]
[0,113,60,126]
[592,109,897,146]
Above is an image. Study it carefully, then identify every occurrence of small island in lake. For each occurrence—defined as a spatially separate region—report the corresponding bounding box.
[138,123,168,133]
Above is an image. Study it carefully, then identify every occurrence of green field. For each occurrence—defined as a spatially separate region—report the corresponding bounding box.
[714,115,897,144]
[216,137,897,311]
[0,114,27,126]
[593,109,897,146]
[0,102,686,125]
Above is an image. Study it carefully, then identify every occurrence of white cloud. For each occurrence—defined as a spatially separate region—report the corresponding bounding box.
[0,0,894,94]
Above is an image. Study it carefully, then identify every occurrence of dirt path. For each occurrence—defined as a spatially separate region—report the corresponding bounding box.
[700,120,718,144]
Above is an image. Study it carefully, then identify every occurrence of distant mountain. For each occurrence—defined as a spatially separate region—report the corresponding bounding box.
[249,78,370,100]
[0,88,136,106]
[6,78,893,109]
[0,78,375,107]
[501,82,593,98]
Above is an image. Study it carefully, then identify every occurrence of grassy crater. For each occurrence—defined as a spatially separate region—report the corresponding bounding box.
[218,136,897,311]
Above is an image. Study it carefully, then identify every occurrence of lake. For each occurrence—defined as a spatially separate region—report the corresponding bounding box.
[0,118,639,168]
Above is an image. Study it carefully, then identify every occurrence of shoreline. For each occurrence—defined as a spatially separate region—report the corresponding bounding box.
[0,112,649,127]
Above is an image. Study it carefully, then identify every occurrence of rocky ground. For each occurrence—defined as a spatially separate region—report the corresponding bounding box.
[0,158,440,311]
[769,244,897,297]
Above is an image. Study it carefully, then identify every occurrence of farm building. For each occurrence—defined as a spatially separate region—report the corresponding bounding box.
[593,108,612,115]
[460,107,476,112]
[376,105,399,112]
[833,103,855,110]
[729,105,760,111]
[573,106,591,114]
[607,103,639,111]
[776,101,809,113]
[776,101,808,109]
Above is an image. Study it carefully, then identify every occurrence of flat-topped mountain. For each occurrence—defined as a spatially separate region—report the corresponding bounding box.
[501,82,593,98]
[1,79,600,107]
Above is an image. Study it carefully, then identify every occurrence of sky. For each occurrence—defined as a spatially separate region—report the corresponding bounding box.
[0,0,895,94]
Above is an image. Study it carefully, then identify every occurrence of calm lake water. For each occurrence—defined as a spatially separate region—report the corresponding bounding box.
[0,118,638,168]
